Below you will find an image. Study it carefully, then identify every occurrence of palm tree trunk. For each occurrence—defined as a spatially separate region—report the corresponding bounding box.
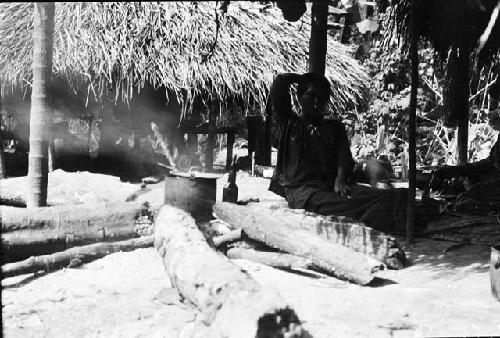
[309,0,329,74]
[27,2,55,207]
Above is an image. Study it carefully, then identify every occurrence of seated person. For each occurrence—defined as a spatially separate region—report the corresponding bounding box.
[432,138,500,214]
[433,138,500,185]
[268,72,437,234]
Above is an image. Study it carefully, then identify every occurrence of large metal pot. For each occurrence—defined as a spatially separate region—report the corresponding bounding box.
[492,245,500,301]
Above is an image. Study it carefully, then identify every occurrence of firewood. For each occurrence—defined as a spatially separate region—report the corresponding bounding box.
[154,204,304,337]
[226,247,314,270]
[214,202,384,285]
[213,229,243,247]
[2,236,154,279]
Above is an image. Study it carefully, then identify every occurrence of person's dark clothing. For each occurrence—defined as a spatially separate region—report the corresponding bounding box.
[436,139,500,183]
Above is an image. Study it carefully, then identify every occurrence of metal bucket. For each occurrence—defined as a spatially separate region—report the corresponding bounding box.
[164,172,220,221]
[491,245,500,302]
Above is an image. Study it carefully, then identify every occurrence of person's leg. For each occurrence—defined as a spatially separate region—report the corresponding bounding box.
[305,185,410,233]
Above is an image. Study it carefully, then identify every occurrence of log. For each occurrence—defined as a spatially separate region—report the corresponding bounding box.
[213,228,243,247]
[1,201,157,263]
[227,247,314,270]
[214,202,406,270]
[213,202,383,285]
[2,236,153,279]
[154,204,304,337]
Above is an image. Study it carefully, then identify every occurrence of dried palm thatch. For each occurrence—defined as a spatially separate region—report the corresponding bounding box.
[0,2,369,120]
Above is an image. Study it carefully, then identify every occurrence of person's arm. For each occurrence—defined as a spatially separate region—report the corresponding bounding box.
[267,73,301,123]
[333,121,355,197]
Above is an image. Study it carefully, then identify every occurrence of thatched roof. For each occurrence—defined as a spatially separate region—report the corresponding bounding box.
[0,2,369,118]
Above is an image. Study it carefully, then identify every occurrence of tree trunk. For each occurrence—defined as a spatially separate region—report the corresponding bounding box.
[214,202,406,269]
[27,2,55,208]
[154,204,304,337]
[213,202,384,284]
[406,0,418,244]
[1,201,157,263]
[2,236,154,279]
[309,0,329,74]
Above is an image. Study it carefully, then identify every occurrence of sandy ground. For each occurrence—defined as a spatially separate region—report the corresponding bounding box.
[2,170,500,337]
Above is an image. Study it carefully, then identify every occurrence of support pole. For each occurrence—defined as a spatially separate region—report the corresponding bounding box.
[406,0,418,244]
[309,0,329,74]
[205,109,216,171]
[456,44,470,165]
[225,132,234,170]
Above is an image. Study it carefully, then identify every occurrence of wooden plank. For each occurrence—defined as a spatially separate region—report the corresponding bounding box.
[214,202,384,285]
[154,204,304,337]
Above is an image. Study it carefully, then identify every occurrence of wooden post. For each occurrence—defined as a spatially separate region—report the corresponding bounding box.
[0,95,5,179]
[263,113,272,166]
[309,0,329,74]
[456,44,470,165]
[406,0,418,244]
[226,132,235,170]
[205,110,216,171]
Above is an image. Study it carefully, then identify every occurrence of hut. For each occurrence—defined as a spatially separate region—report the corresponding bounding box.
[0,1,369,173]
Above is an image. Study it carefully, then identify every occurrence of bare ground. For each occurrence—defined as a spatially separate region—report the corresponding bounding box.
[2,170,500,337]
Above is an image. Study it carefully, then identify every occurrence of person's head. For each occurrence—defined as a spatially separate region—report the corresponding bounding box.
[297,73,331,118]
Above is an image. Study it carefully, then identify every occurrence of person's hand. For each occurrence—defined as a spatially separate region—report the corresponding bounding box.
[334,176,351,198]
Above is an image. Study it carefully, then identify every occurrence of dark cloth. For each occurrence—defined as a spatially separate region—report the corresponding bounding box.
[269,116,355,206]
[437,139,500,183]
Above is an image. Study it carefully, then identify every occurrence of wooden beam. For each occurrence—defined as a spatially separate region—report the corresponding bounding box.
[154,204,304,337]
[213,202,384,285]
[309,0,329,74]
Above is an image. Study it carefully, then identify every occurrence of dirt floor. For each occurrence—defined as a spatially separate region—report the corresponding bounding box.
[2,170,500,337]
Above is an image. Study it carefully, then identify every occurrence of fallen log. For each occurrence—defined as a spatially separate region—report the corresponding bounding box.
[1,201,158,263]
[213,229,243,247]
[2,236,154,279]
[214,202,406,269]
[227,247,314,270]
[213,202,383,285]
[154,204,304,337]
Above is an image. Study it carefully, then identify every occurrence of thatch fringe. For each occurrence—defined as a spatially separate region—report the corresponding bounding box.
[0,2,369,119]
